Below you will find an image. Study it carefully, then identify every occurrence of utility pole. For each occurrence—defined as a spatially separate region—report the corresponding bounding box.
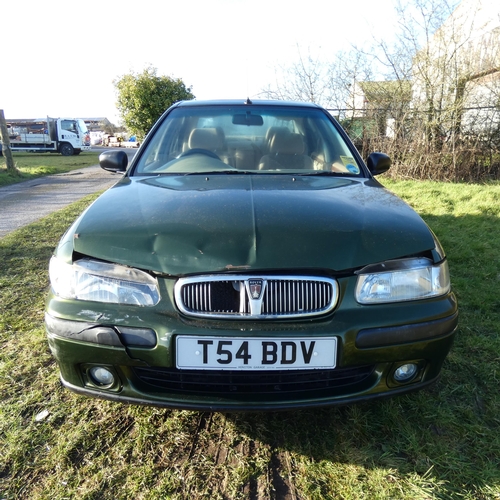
[0,109,18,173]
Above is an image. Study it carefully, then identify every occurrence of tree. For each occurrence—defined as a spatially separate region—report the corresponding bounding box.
[262,0,500,181]
[114,66,194,139]
[261,47,335,106]
[379,0,500,179]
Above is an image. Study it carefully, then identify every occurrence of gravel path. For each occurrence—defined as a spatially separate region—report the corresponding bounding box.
[0,165,121,238]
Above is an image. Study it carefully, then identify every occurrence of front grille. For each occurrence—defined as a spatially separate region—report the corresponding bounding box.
[133,365,375,395]
[174,275,338,319]
[261,279,333,314]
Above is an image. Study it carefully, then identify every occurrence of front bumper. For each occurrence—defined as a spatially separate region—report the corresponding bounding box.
[45,291,458,410]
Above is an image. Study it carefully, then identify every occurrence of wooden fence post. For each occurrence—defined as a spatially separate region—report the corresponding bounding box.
[0,109,18,173]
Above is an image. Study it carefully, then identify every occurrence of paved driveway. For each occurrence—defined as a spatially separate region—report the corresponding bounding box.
[0,164,122,238]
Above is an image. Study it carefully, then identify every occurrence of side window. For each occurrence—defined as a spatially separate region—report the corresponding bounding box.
[61,120,77,133]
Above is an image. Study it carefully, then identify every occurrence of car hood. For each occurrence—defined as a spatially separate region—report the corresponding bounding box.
[65,175,435,275]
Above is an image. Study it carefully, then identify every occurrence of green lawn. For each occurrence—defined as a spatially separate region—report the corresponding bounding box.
[0,152,100,187]
[1,180,499,499]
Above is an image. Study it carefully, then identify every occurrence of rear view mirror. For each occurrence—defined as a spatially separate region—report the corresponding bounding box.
[232,113,264,126]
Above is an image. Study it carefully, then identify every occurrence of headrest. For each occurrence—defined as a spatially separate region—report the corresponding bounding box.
[270,132,304,155]
[188,128,224,150]
[265,126,290,144]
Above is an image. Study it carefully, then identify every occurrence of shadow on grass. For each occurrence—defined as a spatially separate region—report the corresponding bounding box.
[223,212,500,497]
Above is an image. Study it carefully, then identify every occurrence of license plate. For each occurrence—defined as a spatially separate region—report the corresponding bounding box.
[176,336,337,370]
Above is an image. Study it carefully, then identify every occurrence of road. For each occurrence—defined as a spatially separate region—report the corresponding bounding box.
[0,149,135,238]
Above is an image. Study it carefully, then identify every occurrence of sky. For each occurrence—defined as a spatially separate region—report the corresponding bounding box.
[1,0,399,125]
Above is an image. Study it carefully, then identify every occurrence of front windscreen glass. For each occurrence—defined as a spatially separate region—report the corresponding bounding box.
[133,105,364,176]
[77,119,89,134]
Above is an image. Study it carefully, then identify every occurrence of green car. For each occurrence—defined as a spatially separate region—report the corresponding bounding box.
[46,100,458,410]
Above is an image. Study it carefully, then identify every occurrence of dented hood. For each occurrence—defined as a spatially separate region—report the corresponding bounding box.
[66,174,434,275]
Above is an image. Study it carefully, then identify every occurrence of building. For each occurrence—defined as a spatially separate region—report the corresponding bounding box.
[347,81,412,140]
[80,117,113,132]
[349,0,500,142]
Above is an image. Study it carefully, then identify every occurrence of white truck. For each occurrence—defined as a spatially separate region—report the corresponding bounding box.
[3,117,91,156]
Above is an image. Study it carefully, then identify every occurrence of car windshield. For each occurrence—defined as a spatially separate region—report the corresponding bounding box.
[77,119,89,135]
[133,104,364,176]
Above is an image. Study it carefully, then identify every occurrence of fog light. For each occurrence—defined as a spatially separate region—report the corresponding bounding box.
[394,363,418,382]
[89,366,115,386]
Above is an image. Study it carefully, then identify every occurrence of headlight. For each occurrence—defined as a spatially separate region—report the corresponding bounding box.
[355,258,450,304]
[49,257,160,306]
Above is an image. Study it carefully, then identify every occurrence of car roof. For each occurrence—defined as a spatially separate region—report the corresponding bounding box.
[174,99,323,109]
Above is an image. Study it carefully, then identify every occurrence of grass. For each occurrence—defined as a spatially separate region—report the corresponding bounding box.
[0,151,100,187]
[1,180,499,499]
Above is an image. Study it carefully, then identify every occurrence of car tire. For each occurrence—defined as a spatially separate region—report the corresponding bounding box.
[60,143,74,156]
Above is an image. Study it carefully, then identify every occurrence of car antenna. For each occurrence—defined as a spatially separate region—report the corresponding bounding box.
[245,97,252,105]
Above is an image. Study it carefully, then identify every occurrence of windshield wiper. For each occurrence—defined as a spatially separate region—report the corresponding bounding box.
[181,170,252,176]
[294,171,347,176]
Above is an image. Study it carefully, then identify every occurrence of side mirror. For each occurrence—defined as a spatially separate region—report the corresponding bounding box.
[367,152,391,176]
[99,150,128,173]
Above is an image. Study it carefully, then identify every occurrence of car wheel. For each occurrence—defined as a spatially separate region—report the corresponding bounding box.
[60,143,74,156]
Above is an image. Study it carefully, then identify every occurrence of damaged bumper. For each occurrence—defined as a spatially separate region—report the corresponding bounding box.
[45,305,458,411]
[45,313,156,348]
